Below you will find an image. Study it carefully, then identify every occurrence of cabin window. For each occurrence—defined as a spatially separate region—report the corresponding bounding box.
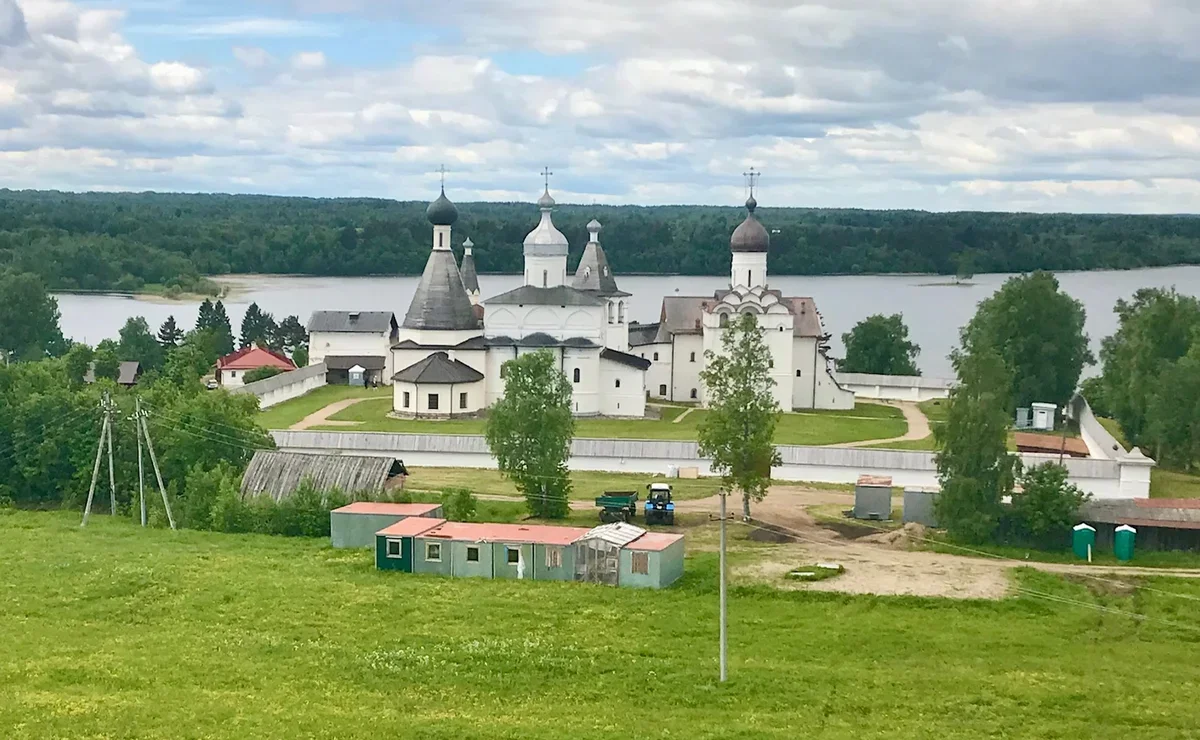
[230,371,237,378]
[573,368,581,383]
[402,391,411,408]
[689,352,696,362]
[546,546,562,569]
[615,379,621,389]
[542,269,548,287]
[506,547,520,564]
[459,392,468,409]
[428,393,439,411]
[658,384,667,396]
[386,539,402,558]
[426,543,441,562]
[690,388,698,400]
[652,352,659,361]
[466,546,480,562]
[631,551,649,575]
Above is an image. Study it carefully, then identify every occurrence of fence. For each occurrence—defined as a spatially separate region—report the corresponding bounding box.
[233,362,327,409]
[271,427,1151,500]
[834,372,955,402]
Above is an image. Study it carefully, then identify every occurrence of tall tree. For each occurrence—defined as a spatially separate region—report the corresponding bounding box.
[484,350,574,519]
[64,344,95,387]
[934,346,1017,543]
[1144,341,1200,471]
[1100,288,1200,446]
[698,312,782,520]
[196,299,216,331]
[0,271,66,361]
[117,316,164,372]
[961,271,1092,410]
[158,315,183,348]
[92,345,121,382]
[239,302,277,349]
[839,313,921,376]
[275,315,309,358]
[210,300,235,356]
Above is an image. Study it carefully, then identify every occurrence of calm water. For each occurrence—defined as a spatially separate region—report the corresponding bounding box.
[54,266,1200,378]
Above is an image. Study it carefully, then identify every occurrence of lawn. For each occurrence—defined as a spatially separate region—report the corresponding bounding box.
[1152,469,1200,499]
[864,398,946,451]
[4,512,1200,739]
[256,385,391,429]
[404,466,722,502]
[313,397,906,446]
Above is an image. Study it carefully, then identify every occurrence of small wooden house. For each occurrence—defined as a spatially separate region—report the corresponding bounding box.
[374,520,685,588]
[330,502,443,548]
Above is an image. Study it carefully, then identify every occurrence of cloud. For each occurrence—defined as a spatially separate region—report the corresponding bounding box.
[290,50,326,72]
[129,17,336,38]
[232,46,274,69]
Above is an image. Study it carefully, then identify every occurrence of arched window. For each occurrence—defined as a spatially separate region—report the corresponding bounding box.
[689,352,696,363]
[584,267,591,280]
[573,368,581,383]
[617,301,626,323]
[719,313,729,328]
[653,352,659,362]
[615,379,621,389]
[542,270,548,287]
[608,302,615,324]
[690,388,698,400]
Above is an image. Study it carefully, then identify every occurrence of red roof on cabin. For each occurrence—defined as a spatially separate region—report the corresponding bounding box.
[216,346,296,371]
[378,517,446,538]
[410,521,590,546]
[332,502,442,517]
[625,532,684,552]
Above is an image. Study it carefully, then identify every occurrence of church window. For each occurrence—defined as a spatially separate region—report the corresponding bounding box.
[719,313,729,328]
[573,368,581,383]
[618,301,626,323]
[658,384,667,396]
[689,352,696,363]
[584,267,591,280]
[439,232,444,248]
[615,379,621,389]
[542,270,548,287]
[428,393,439,411]
[796,370,802,377]
[652,352,659,362]
[603,266,609,277]
[403,391,411,408]
[459,392,468,409]
[608,303,615,323]
[690,388,698,400]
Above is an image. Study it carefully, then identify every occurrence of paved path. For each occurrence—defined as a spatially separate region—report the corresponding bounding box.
[672,407,698,424]
[839,401,931,448]
[290,398,369,430]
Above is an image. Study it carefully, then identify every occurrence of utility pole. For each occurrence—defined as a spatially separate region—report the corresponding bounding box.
[134,397,146,527]
[719,489,728,682]
[137,406,176,530]
[82,392,117,527]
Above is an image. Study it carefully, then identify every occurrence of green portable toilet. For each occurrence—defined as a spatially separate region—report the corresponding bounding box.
[1072,523,1096,560]
[1114,525,1137,562]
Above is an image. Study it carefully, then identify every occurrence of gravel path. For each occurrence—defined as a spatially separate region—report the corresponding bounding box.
[839,401,931,448]
[289,398,369,430]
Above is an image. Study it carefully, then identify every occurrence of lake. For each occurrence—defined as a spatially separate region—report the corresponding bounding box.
[54,266,1200,378]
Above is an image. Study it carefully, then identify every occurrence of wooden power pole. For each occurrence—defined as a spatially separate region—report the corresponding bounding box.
[81,393,118,527]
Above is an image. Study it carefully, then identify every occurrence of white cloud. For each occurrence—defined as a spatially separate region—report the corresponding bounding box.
[232,46,274,69]
[289,50,326,72]
[130,17,335,38]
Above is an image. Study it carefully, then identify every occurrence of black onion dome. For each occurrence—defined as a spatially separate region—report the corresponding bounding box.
[426,188,459,226]
[730,196,769,253]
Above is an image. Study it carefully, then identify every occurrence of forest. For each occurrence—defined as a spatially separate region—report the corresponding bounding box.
[2,189,1200,293]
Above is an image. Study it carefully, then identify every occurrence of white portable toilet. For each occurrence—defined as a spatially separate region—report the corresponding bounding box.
[348,364,366,387]
[1031,402,1057,431]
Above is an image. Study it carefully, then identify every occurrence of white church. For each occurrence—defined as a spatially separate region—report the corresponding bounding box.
[307,176,854,418]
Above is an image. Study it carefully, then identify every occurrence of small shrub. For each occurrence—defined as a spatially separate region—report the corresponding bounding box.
[441,488,478,522]
[243,366,285,384]
[1009,462,1090,547]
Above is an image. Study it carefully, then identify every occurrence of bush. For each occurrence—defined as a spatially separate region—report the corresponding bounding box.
[1080,376,1109,417]
[181,463,240,530]
[243,366,284,384]
[441,487,478,522]
[1009,462,1090,546]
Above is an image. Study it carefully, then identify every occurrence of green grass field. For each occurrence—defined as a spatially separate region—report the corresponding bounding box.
[4,512,1200,739]
[256,385,390,429]
[404,466,722,502]
[307,397,906,446]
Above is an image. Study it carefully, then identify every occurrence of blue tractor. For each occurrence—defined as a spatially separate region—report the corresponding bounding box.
[644,483,675,526]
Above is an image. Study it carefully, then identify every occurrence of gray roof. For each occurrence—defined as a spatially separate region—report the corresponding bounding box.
[486,284,607,307]
[653,293,825,343]
[601,348,652,371]
[393,352,485,384]
[403,249,480,331]
[460,252,479,294]
[393,336,489,351]
[308,311,397,334]
[84,361,141,386]
[324,355,387,371]
[628,322,662,347]
[240,451,405,501]
[426,188,459,226]
[1081,499,1200,530]
[486,333,598,348]
[572,231,627,297]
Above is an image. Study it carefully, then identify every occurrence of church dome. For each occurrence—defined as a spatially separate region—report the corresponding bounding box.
[523,188,568,254]
[426,188,458,226]
[730,196,769,253]
[537,189,556,209]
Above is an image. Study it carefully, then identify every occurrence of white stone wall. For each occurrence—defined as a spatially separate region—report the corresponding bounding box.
[310,330,394,382]
[637,342,674,400]
[604,298,630,351]
[523,255,569,288]
[219,369,246,388]
[563,347,602,415]
[730,251,768,290]
[394,379,486,417]
[670,334,704,403]
[599,358,647,417]
[484,303,605,344]
[232,362,327,410]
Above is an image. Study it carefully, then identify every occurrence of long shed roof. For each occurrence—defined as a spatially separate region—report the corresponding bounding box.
[333,502,441,517]
[240,451,404,501]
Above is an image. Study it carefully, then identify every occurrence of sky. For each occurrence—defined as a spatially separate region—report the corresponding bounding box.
[2,0,1200,211]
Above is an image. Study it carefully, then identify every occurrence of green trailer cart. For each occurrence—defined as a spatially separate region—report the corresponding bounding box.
[595,491,639,523]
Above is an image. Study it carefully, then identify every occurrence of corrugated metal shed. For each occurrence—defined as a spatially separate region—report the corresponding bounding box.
[240,451,405,501]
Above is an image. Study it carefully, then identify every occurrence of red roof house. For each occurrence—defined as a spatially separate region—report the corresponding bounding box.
[215,345,295,387]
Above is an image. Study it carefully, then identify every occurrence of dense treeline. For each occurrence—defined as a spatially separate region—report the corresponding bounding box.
[3,189,1200,292]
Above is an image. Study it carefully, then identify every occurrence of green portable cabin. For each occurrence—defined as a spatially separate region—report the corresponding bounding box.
[409,522,590,581]
[376,517,446,571]
[331,502,444,548]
